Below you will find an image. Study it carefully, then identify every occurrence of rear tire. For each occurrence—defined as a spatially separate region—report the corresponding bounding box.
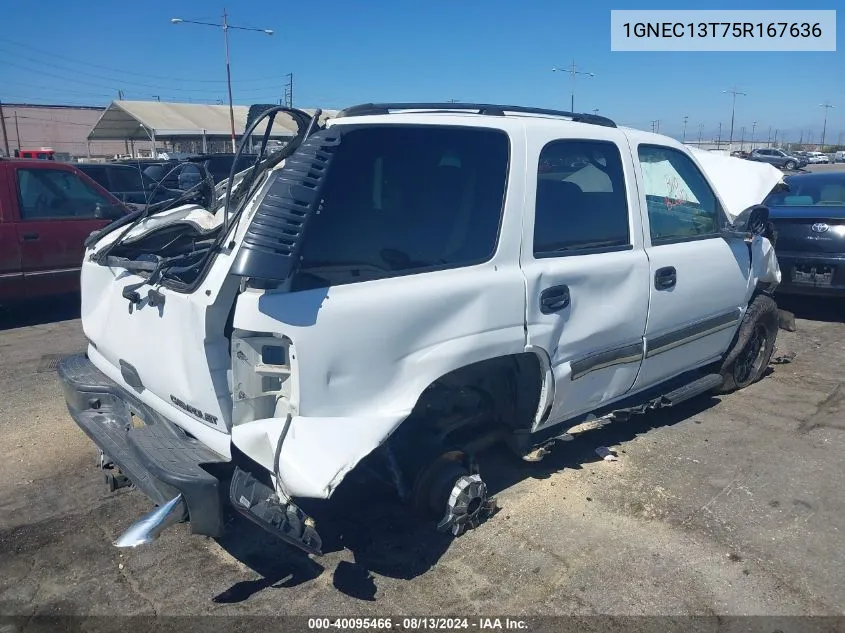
[785,160,796,170]
[717,294,778,394]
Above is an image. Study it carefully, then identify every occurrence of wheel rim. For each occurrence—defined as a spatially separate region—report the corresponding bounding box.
[733,324,768,385]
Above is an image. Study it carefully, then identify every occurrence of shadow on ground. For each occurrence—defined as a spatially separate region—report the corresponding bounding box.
[776,295,844,324]
[211,394,723,602]
[0,294,81,331]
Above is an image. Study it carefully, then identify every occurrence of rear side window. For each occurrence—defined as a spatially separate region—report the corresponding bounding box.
[109,167,144,191]
[296,125,509,285]
[533,139,630,256]
[81,166,109,188]
[637,145,720,244]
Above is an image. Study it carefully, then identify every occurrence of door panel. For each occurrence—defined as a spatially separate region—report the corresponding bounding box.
[13,166,112,298]
[631,143,751,391]
[521,132,650,429]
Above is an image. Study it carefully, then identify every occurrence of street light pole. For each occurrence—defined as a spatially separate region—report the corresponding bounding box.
[751,121,757,148]
[171,10,273,153]
[682,115,688,142]
[552,61,595,113]
[819,102,835,149]
[723,87,747,149]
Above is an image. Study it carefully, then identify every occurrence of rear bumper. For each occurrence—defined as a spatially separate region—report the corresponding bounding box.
[58,353,229,537]
[774,252,845,297]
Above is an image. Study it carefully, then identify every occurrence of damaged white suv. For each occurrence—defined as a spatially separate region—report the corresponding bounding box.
[59,103,784,555]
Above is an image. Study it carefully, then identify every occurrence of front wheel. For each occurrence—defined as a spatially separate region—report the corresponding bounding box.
[785,160,796,170]
[717,294,778,394]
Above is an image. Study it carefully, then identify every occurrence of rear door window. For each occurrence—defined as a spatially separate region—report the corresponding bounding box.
[296,125,510,286]
[533,139,630,256]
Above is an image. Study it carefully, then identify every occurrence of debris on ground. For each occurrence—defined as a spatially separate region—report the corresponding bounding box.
[595,447,619,462]
[771,351,797,365]
[778,309,797,332]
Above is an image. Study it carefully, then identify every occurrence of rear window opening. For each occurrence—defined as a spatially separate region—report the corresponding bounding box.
[292,125,510,290]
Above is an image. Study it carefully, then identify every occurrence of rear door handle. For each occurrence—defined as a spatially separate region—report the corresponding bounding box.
[655,266,677,290]
[540,285,571,314]
[21,232,39,241]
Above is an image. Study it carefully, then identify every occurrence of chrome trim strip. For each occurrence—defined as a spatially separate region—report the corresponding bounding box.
[645,308,741,358]
[0,272,24,280]
[23,267,81,277]
[570,341,644,381]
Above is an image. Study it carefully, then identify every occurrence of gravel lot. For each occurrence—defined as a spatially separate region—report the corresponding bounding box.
[0,292,844,620]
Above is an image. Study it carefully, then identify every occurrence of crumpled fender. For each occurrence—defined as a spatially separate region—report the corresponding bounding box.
[231,412,409,499]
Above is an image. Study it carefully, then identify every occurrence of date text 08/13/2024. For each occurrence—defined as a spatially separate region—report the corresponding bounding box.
[307,617,529,630]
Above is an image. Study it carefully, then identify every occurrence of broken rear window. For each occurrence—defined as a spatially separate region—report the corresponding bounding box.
[294,125,509,288]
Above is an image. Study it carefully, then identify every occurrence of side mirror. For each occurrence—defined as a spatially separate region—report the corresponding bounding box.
[94,202,124,220]
[745,205,769,236]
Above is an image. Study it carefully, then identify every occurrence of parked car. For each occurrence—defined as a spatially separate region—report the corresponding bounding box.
[140,161,205,191]
[59,103,783,556]
[805,151,831,164]
[833,150,845,164]
[747,148,807,170]
[764,171,845,297]
[730,150,750,159]
[0,158,127,303]
[76,163,183,211]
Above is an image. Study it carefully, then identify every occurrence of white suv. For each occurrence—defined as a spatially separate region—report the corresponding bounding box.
[58,103,784,555]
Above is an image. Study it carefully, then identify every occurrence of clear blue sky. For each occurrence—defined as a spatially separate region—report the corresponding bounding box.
[1,0,843,143]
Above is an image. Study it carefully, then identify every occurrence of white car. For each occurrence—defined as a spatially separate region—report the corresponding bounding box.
[833,151,845,164]
[806,151,830,164]
[59,103,784,555]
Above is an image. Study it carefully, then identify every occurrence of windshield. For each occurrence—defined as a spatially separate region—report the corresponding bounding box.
[294,125,510,288]
[765,177,845,206]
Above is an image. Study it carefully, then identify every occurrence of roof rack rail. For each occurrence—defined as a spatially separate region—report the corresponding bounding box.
[336,102,617,128]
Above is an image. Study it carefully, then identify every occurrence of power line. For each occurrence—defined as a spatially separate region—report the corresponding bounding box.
[0,36,277,84]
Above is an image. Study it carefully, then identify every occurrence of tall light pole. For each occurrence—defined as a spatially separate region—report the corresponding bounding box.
[682,115,688,142]
[698,122,703,144]
[172,10,273,152]
[819,102,835,149]
[552,61,595,113]
[751,120,757,148]
[723,87,747,149]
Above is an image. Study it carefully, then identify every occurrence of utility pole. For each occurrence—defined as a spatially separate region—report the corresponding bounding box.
[717,122,722,148]
[0,101,9,157]
[723,87,747,149]
[799,130,804,146]
[767,126,772,147]
[819,102,835,149]
[284,73,293,108]
[751,121,757,148]
[773,129,779,146]
[13,111,21,151]
[698,123,703,144]
[552,61,595,112]
[740,126,745,151]
[682,115,688,142]
[171,10,274,153]
[650,119,660,133]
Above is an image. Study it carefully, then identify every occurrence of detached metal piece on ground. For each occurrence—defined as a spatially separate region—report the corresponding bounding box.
[114,494,187,548]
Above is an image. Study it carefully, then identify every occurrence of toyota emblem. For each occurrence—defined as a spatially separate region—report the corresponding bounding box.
[812,222,830,233]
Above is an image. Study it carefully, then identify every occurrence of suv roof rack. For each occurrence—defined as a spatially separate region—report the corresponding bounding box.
[336,102,617,128]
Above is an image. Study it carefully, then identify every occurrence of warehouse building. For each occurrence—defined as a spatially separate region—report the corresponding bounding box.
[0,100,337,161]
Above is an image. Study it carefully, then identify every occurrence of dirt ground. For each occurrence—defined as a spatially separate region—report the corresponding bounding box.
[1,294,844,622]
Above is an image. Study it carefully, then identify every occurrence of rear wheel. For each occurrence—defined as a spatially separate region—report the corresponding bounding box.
[785,160,796,170]
[717,294,778,393]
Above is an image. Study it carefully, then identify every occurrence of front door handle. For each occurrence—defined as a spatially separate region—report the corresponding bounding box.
[540,285,571,314]
[655,266,677,290]
[21,232,39,241]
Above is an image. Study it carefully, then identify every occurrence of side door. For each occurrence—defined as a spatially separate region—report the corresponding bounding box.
[521,132,651,429]
[630,142,751,391]
[13,164,119,298]
[0,163,24,302]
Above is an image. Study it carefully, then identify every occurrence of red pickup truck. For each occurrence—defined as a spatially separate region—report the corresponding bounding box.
[0,158,128,302]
